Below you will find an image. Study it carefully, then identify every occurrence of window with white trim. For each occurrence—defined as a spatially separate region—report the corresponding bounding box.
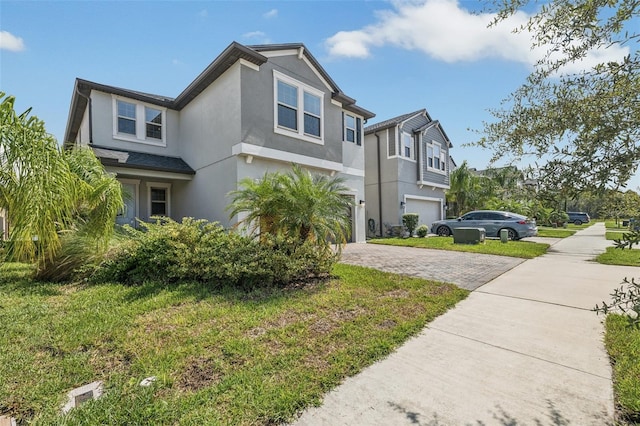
[117,100,136,135]
[426,141,446,173]
[113,97,166,146]
[274,71,324,143]
[343,113,362,145]
[147,182,171,217]
[402,132,414,159]
[145,107,163,140]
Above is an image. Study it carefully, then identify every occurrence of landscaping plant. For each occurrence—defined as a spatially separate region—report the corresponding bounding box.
[91,218,336,288]
[402,213,419,237]
[416,225,429,238]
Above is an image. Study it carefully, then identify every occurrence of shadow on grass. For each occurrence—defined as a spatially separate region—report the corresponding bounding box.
[0,263,62,297]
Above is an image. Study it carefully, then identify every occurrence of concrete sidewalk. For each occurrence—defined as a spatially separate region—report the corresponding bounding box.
[292,223,639,425]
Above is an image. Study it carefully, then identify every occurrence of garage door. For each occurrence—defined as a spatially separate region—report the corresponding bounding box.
[404,198,441,228]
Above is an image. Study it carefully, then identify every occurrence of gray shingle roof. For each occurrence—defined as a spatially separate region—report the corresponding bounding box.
[91,145,195,175]
[364,109,426,134]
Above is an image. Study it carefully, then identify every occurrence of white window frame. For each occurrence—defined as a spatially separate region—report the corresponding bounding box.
[401,132,416,162]
[426,140,446,174]
[146,182,171,217]
[343,113,363,145]
[273,70,324,145]
[112,96,167,147]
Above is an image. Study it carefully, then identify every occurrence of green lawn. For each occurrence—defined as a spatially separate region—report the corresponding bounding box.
[369,237,549,259]
[606,230,630,241]
[0,262,467,425]
[596,247,640,266]
[537,227,576,238]
[604,314,640,423]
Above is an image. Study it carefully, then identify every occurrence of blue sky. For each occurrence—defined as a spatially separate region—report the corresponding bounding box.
[1,0,638,189]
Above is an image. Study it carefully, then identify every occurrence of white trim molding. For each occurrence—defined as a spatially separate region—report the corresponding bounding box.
[415,180,450,190]
[232,142,343,172]
[105,166,193,181]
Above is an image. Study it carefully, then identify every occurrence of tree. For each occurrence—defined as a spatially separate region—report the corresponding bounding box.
[227,164,353,250]
[0,93,123,265]
[446,161,494,216]
[478,0,640,194]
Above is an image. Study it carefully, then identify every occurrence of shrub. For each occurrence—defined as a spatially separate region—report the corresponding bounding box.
[402,213,419,237]
[91,218,336,288]
[416,225,429,238]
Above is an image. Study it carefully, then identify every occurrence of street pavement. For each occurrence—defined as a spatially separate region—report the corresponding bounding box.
[292,223,639,425]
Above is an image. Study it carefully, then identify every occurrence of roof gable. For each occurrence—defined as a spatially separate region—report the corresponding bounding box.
[364,109,427,134]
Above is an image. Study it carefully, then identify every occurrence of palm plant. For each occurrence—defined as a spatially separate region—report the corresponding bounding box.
[228,164,352,249]
[0,93,123,268]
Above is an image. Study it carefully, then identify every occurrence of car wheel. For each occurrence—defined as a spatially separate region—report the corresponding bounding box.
[436,226,451,237]
[574,220,582,225]
[502,228,518,240]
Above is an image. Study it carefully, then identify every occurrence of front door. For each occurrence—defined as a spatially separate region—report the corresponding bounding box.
[116,183,137,227]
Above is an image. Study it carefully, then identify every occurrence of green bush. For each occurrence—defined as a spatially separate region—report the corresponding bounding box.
[402,213,419,237]
[416,225,429,238]
[91,218,336,288]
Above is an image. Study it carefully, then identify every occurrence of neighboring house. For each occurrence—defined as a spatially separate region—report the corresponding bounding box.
[363,109,452,236]
[64,42,374,242]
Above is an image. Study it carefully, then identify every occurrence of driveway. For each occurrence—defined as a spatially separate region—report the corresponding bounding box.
[339,242,527,291]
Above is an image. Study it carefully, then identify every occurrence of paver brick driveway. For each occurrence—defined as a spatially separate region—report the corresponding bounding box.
[340,243,525,291]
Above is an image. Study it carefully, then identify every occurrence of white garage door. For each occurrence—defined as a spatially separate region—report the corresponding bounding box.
[404,198,441,228]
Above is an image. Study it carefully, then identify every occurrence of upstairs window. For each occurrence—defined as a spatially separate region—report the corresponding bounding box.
[274,70,324,144]
[145,107,163,140]
[277,80,298,130]
[117,101,136,135]
[113,96,166,146]
[402,132,414,160]
[427,141,446,173]
[343,113,362,145]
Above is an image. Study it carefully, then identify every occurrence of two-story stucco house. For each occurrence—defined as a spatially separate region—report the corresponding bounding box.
[64,42,374,242]
[363,109,452,236]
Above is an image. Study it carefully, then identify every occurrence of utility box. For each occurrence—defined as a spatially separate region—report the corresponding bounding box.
[453,227,486,244]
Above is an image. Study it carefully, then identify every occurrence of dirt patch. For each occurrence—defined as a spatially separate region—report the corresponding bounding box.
[378,319,397,330]
[380,289,411,299]
[175,357,223,392]
[423,285,455,296]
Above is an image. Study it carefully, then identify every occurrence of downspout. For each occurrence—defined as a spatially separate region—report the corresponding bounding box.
[375,132,383,237]
[75,86,93,145]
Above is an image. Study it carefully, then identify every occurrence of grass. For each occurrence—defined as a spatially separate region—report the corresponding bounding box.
[604,314,640,424]
[0,262,467,425]
[369,237,549,259]
[536,227,576,238]
[595,247,640,266]
[606,231,630,241]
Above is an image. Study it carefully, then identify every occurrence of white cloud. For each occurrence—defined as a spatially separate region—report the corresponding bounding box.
[326,0,628,70]
[198,9,208,18]
[243,31,271,44]
[263,9,278,19]
[243,31,266,39]
[0,31,25,52]
[172,59,184,66]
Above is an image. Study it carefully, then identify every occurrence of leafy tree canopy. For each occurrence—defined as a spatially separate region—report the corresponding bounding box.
[477,0,639,195]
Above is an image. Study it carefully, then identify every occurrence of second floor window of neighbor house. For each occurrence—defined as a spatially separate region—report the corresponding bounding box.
[275,72,323,142]
[402,133,413,159]
[427,141,446,172]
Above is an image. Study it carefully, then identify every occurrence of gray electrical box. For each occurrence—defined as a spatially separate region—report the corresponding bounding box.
[453,227,486,244]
